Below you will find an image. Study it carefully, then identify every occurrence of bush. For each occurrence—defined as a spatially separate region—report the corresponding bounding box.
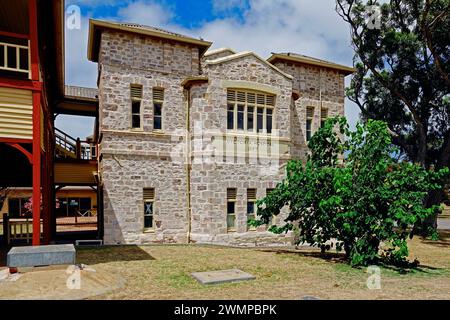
[253,117,449,266]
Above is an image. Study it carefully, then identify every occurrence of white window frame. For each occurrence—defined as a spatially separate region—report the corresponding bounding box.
[227,90,275,134]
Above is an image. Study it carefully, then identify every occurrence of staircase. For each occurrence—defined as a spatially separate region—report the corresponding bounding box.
[55,128,96,160]
[55,128,77,159]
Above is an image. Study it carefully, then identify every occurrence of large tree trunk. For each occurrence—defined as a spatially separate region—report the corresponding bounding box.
[421,189,444,234]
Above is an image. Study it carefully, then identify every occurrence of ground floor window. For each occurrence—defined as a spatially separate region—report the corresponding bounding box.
[227,188,237,231]
[306,106,314,142]
[247,189,257,231]
[144,188,155,231]
[8,198,29,218]
[266,189,275,225]
[57,197,92,217]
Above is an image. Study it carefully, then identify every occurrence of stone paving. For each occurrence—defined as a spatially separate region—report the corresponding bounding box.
[191,269,256,285]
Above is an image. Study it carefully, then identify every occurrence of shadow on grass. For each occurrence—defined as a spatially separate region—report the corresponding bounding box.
[260,248,444,276]
[77,245,156,265]
[420,230,450,248]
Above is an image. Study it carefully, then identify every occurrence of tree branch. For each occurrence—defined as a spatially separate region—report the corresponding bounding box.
[422,0,450,89]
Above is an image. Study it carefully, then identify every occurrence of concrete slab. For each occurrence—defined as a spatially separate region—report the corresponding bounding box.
[191,269,256,285]
[7,244,76,268]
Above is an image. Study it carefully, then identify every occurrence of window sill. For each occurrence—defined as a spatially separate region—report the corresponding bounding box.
[143,229,155,234]
[152,130,166,135]
[130,128,144,132]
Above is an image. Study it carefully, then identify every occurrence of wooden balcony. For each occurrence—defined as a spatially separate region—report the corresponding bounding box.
[0,33,31,80]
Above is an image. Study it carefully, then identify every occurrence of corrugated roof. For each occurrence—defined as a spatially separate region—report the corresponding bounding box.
[65,86,98,100]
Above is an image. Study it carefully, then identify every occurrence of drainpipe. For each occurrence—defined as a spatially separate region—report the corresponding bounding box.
[319,68,323,112]
[185,89,192,243]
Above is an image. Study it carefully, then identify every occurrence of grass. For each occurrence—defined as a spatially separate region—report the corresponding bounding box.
[76,231,450,300]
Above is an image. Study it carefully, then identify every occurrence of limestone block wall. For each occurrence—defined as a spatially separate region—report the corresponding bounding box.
[273,61,346,159]
[98,30,199,244]
[186,55,295,246]
[101,154,188,244]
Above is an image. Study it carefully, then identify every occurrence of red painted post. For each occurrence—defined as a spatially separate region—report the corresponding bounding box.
[29,0,42,246]
[32,92,41,246]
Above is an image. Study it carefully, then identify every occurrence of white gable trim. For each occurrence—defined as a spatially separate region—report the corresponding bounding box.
[204,47,236,57]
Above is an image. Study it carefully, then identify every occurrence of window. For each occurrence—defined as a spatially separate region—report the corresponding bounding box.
[306,107,314,142]
[227,188,237,231]
[143,188,155,230]
[153,88,164,130]
[227,90,275,133]
[247,189,257,231]
[266,189,275,225]
[8,198,29,218]
[321,108,328,128]
[130,84,143,129]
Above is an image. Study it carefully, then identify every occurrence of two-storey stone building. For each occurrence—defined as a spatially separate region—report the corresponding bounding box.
[87,20,354,246]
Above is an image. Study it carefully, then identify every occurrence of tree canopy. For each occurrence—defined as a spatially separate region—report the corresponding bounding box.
[253,117,448,266]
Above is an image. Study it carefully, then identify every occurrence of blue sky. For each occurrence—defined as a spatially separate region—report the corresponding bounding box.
[59,0,360,139]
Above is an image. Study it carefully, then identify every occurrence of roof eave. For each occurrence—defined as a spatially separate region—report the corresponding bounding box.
[268,54,356,76]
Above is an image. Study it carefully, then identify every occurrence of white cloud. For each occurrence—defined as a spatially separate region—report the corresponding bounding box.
[212,0,248,13]
[117,1,174,25]
[63,0,360,136]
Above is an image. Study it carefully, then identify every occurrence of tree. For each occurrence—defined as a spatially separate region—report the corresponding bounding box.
[253,117,448,266]
[335,0,450,232]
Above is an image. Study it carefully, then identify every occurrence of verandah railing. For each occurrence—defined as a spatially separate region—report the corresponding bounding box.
[0,39,31,79]
[55,128,97,160]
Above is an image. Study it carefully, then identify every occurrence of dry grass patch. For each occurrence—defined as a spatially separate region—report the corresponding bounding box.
[77,232,450,300]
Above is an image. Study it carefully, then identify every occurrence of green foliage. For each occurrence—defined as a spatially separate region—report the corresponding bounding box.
[336,1,450,232]
[255,117,449,267]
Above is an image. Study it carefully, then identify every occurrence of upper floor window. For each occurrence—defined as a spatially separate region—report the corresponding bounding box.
[306,107,314,142]
[227,90,275,134]
[130,84,143,129]
[321,107,328,128]
[153,88,164,131]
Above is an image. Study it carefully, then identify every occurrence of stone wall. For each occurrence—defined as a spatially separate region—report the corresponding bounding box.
[97,29,346,247]
[186,54,295,246]
[98,30,198,244]
[273,61,346,159]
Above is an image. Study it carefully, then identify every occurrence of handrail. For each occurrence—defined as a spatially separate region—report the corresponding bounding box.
[55,128,98,160]
[0,40,31,79]
[55,127,78,144]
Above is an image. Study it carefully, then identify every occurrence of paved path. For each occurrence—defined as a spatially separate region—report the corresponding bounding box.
[438,218,450,230]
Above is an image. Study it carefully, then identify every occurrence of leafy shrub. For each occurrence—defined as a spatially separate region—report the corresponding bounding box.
[253,117,449,266]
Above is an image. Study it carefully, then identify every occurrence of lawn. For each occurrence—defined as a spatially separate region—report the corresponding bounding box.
[76,231,450,300]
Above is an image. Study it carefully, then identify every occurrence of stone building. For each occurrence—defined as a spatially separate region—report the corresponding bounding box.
[87,20,355,246]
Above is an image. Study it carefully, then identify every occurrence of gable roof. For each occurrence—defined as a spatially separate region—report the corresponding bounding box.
[88,19,212,62]
[268,52,356,75]
[205,51,293,80]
